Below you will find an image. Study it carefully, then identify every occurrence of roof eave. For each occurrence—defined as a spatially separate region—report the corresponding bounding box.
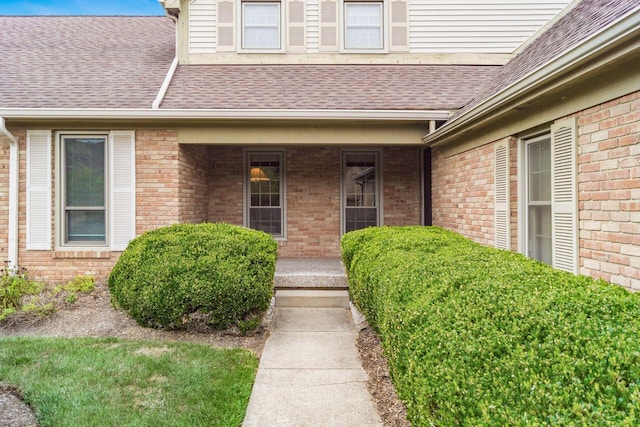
[422,5,640,147]
[0,108,452,122]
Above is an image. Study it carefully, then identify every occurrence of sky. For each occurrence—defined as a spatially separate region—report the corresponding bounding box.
[0,0,166,15]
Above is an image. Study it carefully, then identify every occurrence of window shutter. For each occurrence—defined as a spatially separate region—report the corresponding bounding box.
[494,140,510,250]
[551,118,578,273]
[390,0,408,51]
[26,130,52,250]
[110,131,136,251]
[320,0,338,50]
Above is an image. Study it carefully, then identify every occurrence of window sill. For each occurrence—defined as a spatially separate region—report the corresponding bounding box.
[53,250,112,259]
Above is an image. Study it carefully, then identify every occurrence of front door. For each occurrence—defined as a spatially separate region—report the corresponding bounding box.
[341,151,380,233]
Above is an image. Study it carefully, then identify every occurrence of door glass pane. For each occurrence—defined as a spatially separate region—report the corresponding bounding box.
[526,136,552,265]
[249,153,282,236]
[243,3,280,49]
[344,153,378,233]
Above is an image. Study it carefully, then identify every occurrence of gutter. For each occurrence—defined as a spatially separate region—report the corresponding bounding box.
[0,117,19,273]
[0,108,451,122]
[423,5,640,146]
[152,12,179,110]
[152,57,179,109]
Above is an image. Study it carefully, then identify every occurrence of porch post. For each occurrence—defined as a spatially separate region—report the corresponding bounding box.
[423,147,432,226]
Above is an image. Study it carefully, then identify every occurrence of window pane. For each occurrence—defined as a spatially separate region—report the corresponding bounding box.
[243,3,280,49]
[344,153,378,233]
[527,138,551,202]
[67,210,106,242]
[345,3,382,49]
[248,153,283,236]
[65,138,105,207]
[528,205,552,265]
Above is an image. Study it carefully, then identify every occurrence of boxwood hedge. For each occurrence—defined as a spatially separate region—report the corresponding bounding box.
[342,226,640,426]
[108,223,277,331]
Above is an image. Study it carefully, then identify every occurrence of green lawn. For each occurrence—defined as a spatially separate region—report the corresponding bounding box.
[0,337,258,427]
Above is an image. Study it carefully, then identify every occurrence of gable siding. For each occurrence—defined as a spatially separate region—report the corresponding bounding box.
[409,0,571,53]
[189,0,217,53]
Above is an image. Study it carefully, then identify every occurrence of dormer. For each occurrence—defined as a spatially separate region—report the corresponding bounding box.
[160,0,572,65]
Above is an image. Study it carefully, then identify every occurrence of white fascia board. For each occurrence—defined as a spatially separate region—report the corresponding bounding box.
[0,108,451,121]
[423,5,640,145]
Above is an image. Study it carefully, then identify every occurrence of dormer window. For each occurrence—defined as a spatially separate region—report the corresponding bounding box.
[344,0,384,50]
[241,0,282,50]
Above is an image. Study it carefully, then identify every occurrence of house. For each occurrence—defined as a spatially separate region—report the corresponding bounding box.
[0,0,637,289]
[425,0,640,289]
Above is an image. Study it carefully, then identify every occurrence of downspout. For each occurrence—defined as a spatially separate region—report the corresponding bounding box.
[152,13,179,109]
[0,117,19,273]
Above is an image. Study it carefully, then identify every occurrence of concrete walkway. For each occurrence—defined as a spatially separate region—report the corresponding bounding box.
[242,307,383,426]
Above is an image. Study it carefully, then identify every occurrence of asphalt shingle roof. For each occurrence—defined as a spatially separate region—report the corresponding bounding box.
[0,16,176,109]
[455,0,639,117]
[159,64,500,111]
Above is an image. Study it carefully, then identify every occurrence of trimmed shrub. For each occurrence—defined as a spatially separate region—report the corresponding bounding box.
[342,226,640,426]
[109,223,277,331]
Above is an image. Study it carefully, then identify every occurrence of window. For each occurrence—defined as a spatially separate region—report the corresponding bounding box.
[516,118,578,273]
[49,131,135,251]
[61,135,108,245]
[246,151,285,237]
[344,1,384,50]
[524,133,552,265]
[241,1,282,50]
[342,152,380,233]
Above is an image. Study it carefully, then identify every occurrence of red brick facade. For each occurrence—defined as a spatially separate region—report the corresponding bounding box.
[573,91,640,289]
[431,141,496,246]
[432,90,640,290]
[0,134,422,283]
[205,146,421,258]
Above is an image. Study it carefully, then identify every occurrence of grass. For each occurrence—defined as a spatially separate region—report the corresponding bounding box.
[0,337,258,427]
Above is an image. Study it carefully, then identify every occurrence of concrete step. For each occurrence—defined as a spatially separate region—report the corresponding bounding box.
[274,258,349,289]
[274,274,349,289]
[275,289,350,308]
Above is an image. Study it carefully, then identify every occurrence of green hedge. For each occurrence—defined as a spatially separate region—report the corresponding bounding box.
[342,226,640,426]
[109,223,277,331]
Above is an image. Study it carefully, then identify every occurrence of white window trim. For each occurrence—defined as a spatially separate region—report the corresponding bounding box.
[243,149,287,240]
[520,132,552,263]
[237,0,286,53]
[340,0,389,53]
[517,128,548,257]
[340,149,383,235]
[55,131,110,250]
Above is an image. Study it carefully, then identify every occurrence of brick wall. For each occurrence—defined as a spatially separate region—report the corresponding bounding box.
[383,147,422,226]
[8,129,191,284]
[573,91,640,289]
[282,147,342,257]
[2,133,424,282]
[206,146,422,257]
[432,91,640,290]
[136,130,183,234]
[179,144,209,223]
[208,147,244,225]
[431,140,497,246]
